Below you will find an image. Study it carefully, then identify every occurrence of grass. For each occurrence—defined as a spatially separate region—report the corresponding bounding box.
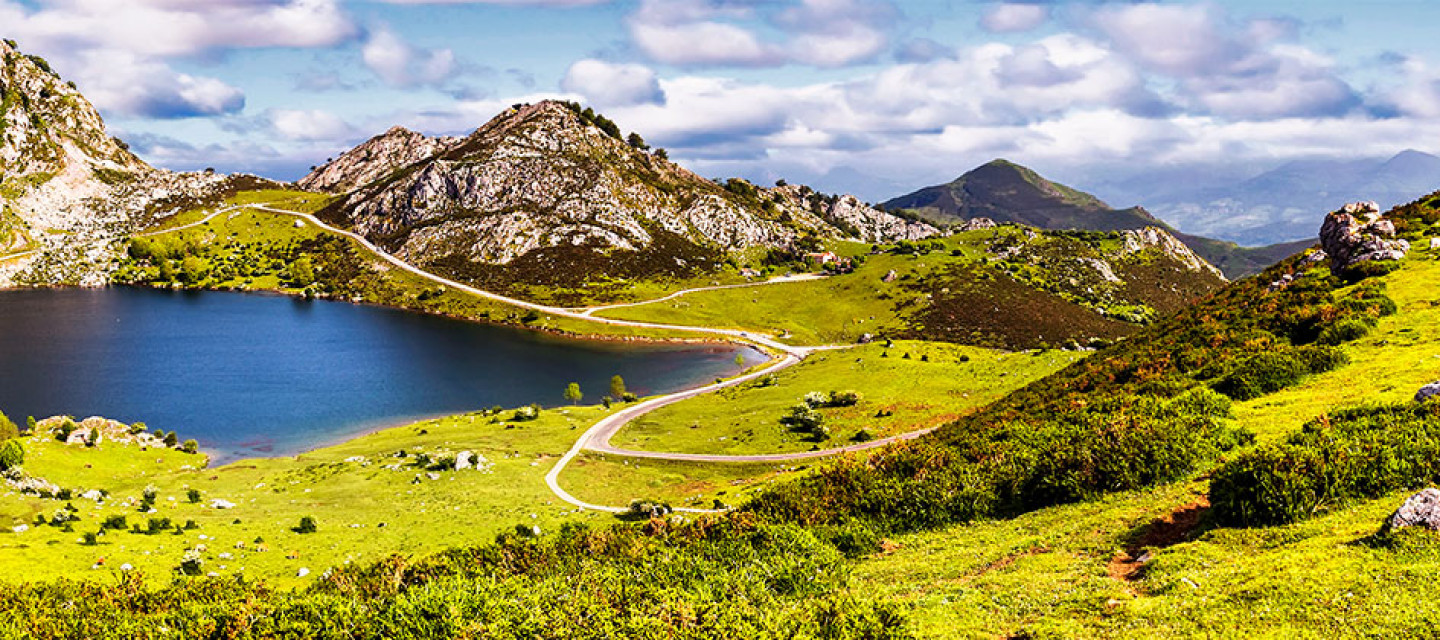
[0,405,627,588]
[595,229,1213,348]
[561,453,818,511]
[1233,255,1440,443]
[612,341,1079,455]
[852,478,1440,638]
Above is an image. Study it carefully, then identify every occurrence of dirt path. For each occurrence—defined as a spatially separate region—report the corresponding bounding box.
[576,273,828,317]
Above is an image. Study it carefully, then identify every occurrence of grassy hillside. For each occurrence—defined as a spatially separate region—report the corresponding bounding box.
[613,341,1077,455]
[597,229,1222,349]
[885,159,1312,279]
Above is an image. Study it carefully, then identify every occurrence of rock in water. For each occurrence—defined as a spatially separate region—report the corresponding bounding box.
[1319,201,1409,273]
[1385,488,1440,532]
[1417,382,1440,403]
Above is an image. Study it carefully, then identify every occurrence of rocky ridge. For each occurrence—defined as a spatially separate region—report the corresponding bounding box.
[306,101,936,290]
[297,126,458,194]
[0,39,226,287]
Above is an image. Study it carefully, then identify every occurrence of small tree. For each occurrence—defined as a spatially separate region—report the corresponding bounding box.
[163,431,178,448]
[735,353,746,367]
[181,439,199,454]
[0,411,16,440]
[186,488,201,503]
[289,256,315,287]
[609,375,627,401]
[24,416,36,434]
[564,382,583,405]
[0,440,23,471]
[180,256,206,285]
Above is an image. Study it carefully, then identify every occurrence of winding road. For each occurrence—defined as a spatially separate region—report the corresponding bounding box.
[149,203,932,513]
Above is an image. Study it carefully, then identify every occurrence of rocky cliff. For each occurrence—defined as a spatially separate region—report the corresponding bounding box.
[0,39,225,286]
[297,126,457,194]
[308,101,936,293]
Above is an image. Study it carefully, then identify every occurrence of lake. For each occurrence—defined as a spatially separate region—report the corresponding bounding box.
[0,287,764,463]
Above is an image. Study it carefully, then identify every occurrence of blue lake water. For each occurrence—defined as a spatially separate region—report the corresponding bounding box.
[0,287,764,463]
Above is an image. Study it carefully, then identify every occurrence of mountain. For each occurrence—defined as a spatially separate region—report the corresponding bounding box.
[884,159,1309,279]
[0,39,225,286]
[1113,150,1440,246]
[304,100,936,300]
[883,159,1163,231]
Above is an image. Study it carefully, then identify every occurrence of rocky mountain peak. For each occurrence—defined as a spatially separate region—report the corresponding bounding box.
[1121,227,1226,280]
[1,39,146,182]
[298,125,457,193]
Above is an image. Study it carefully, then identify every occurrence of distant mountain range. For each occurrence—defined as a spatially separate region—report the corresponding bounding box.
[1095,150,1440,246]
[882,160,1313,279]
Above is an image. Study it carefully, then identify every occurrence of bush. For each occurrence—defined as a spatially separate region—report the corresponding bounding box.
[1210,403,1440,527]
[0,440,23,471]
[0,411,16,440]
[102,515,127,530]
[186,488,201,504]
[1317,317,1372,345]
[294,516,318,534]
[512,405,540,422]
[181,439,199,454]
[1212,346,1346,401]
[626,499,672,519]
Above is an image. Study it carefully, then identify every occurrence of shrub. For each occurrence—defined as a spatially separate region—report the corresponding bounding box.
[181,439,199,454]
[0,411,16,440]
[186,488,201,504]
[294,516,318,534]
[626,499,672,519]
[1317,317,1371,345]
[1210,403,1440,527]
[828,390,862,407]
[1213,350,1312,400]
[802,392,829,408]
[0,440,23,471]
[102,515,127,530]
[512,405,540,422]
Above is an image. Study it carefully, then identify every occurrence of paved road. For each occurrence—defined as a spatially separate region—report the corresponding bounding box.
[221,205,937,513]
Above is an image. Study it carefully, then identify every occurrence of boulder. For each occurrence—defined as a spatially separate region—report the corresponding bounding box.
[209,499,236,509]
[1417,382,1440,403]
[1431,238,1440,251]
[960,217,997,231]
[1320,202,1409,273]
[455,451,475,470]
[1385,488,1440,532]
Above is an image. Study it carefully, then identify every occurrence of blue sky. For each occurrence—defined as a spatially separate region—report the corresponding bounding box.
[5,0,1440,199]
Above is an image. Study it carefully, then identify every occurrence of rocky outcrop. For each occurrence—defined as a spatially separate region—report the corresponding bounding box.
[298,126,458,193]
[959,217,997,231]
[767,186,938,242]
[1384,488,1440,533]
[1120,227,1227,280]
[1417,382,1440,403]
[1320,201,1410,273]
[0,40,226,287]
[317,101,941,290]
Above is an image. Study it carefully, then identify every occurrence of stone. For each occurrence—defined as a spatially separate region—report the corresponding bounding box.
[455,451,475,470]
[1417,382,1440,403]
[1430,238,1440,251]
[297,567,310,578]
[1320,202,1410,273]
[882,269,898,283]
[1384,488,1440,532]
[209,499,236,509]
[1120,227,1226,279]
[960,217,997,231]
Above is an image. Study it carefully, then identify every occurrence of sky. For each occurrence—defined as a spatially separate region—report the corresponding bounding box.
[5,0,1440,201]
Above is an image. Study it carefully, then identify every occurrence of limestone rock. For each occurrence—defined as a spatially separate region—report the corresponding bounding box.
[1120,227,1226,280]
[1320,201,1409,273]
[298,126,458,193]
[1417,382,1440,403]
[1385,488,1440,532]
[960,217,997,231]
[1430,238,1440,251]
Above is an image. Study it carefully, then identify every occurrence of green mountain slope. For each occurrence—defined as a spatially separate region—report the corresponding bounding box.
[884,159,1312,278]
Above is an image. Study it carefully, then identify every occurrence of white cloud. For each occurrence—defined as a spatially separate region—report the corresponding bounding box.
[625,0,894,68]
[981,4,1049,34]
[561,59,665,107]
[268,109,356,141]
[1091,3,1358,119]
[67,49,246,118]
[361,26,457,88]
